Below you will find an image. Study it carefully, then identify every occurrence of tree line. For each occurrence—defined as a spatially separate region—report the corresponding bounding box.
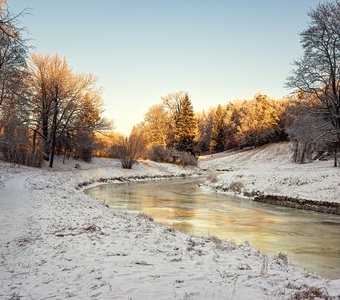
[1,1,339,169]
[137,92,290,160]
[132,0,340,168]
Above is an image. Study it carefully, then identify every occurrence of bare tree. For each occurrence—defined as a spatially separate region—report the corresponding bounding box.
[162,91,188,147]
[114,125,145,169]
[162,91,187,117]
[28,54,105,167]
[144,104,170,149]
[0,4,30,161]
[288,114,320,163]
[0,7,28,110]
[287,1,340,166]
[0,3,26,39]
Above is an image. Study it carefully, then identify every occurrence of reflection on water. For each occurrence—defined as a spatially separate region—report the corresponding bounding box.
[85,178,340,279]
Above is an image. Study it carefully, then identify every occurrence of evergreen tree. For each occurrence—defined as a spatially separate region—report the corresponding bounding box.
[196,110,214,154]
[210,104,225,153]
[175,94,196,153]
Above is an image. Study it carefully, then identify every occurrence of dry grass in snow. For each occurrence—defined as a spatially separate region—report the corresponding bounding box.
[200,142,340,203]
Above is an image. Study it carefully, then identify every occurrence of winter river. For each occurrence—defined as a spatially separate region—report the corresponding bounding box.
[85,177,340,279]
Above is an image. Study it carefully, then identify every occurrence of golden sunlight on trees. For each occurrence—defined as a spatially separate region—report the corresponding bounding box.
[138,91,198,166]
[162,91,188,148]
[144,104,170,149]
[223,101,242,149]
[28,53,108,167]
[140,92,290,160]
[195,95,290,154]
[114,125,146,169]
[237,94,282,148]
[93,131,122,158]
[210,104,225,153]
[3,0,338,170]
[196,109,213,154]
[174,94,197,154]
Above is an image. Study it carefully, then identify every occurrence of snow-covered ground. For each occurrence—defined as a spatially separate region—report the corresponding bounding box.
[1,150,340,299]
[200,142,340,203]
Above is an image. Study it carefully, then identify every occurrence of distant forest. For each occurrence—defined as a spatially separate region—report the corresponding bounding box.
[0,1,339,168]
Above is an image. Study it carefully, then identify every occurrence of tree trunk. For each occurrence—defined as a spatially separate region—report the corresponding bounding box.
[32,129,37,154]
[63,150,67,164]
[334,139,340,168]
[42,112,49,161]
[338,140,340,168]
[293,141,299,163]
[300,142,307,164]
[335,105,340,167]
[49,99,58,168]
[334,145,337,168]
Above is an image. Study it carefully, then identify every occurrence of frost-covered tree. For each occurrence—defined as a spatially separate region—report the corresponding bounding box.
[114,125,145,169]
[223,101,243,149]
[196,109,214,154]
[162,91,187,148]
[0,6,30,161]
[287,0,340,166]
[144,104,171,149]
[210,104,225,153]
[69,89,108,161]
[28,54,106,167]
[286,95,334,164]
[237,94,280,147]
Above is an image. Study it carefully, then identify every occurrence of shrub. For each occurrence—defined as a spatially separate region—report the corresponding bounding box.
[1,148,42,167]
[228,181,243,193]
[207,172,217,183]
[148,146,168,162]
[179,151,197,166]
[147,146,197,166]
[113,129,145,169]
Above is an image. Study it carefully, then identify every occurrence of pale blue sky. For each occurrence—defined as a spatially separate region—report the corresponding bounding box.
[10,0,319,134]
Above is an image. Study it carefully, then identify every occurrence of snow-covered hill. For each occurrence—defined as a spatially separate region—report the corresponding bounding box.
[200,142,340,204]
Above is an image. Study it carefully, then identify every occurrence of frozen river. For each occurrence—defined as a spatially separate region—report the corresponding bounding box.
[86,177,340,279]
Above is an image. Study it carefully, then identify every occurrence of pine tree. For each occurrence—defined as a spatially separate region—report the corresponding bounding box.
[196,110,214,154]
[210,104,225,153]
[175,94,196,153]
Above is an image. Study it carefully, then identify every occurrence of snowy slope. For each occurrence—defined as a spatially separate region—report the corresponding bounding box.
[0,156,340,299]
[199,142,340,203]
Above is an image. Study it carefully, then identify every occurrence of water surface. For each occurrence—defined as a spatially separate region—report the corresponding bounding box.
[85,178,340,279]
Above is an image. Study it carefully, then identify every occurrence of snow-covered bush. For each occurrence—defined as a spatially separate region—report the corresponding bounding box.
[147,146,197,166]
[228,181,244,193]
[207,172,217,183]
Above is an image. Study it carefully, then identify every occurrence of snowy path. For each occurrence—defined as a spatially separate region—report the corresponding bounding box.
[0,169,42,243]
[0,169,49,299]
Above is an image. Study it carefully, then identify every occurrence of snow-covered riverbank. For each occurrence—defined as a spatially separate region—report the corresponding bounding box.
[1,153,340,299]
[200,142,340,206]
